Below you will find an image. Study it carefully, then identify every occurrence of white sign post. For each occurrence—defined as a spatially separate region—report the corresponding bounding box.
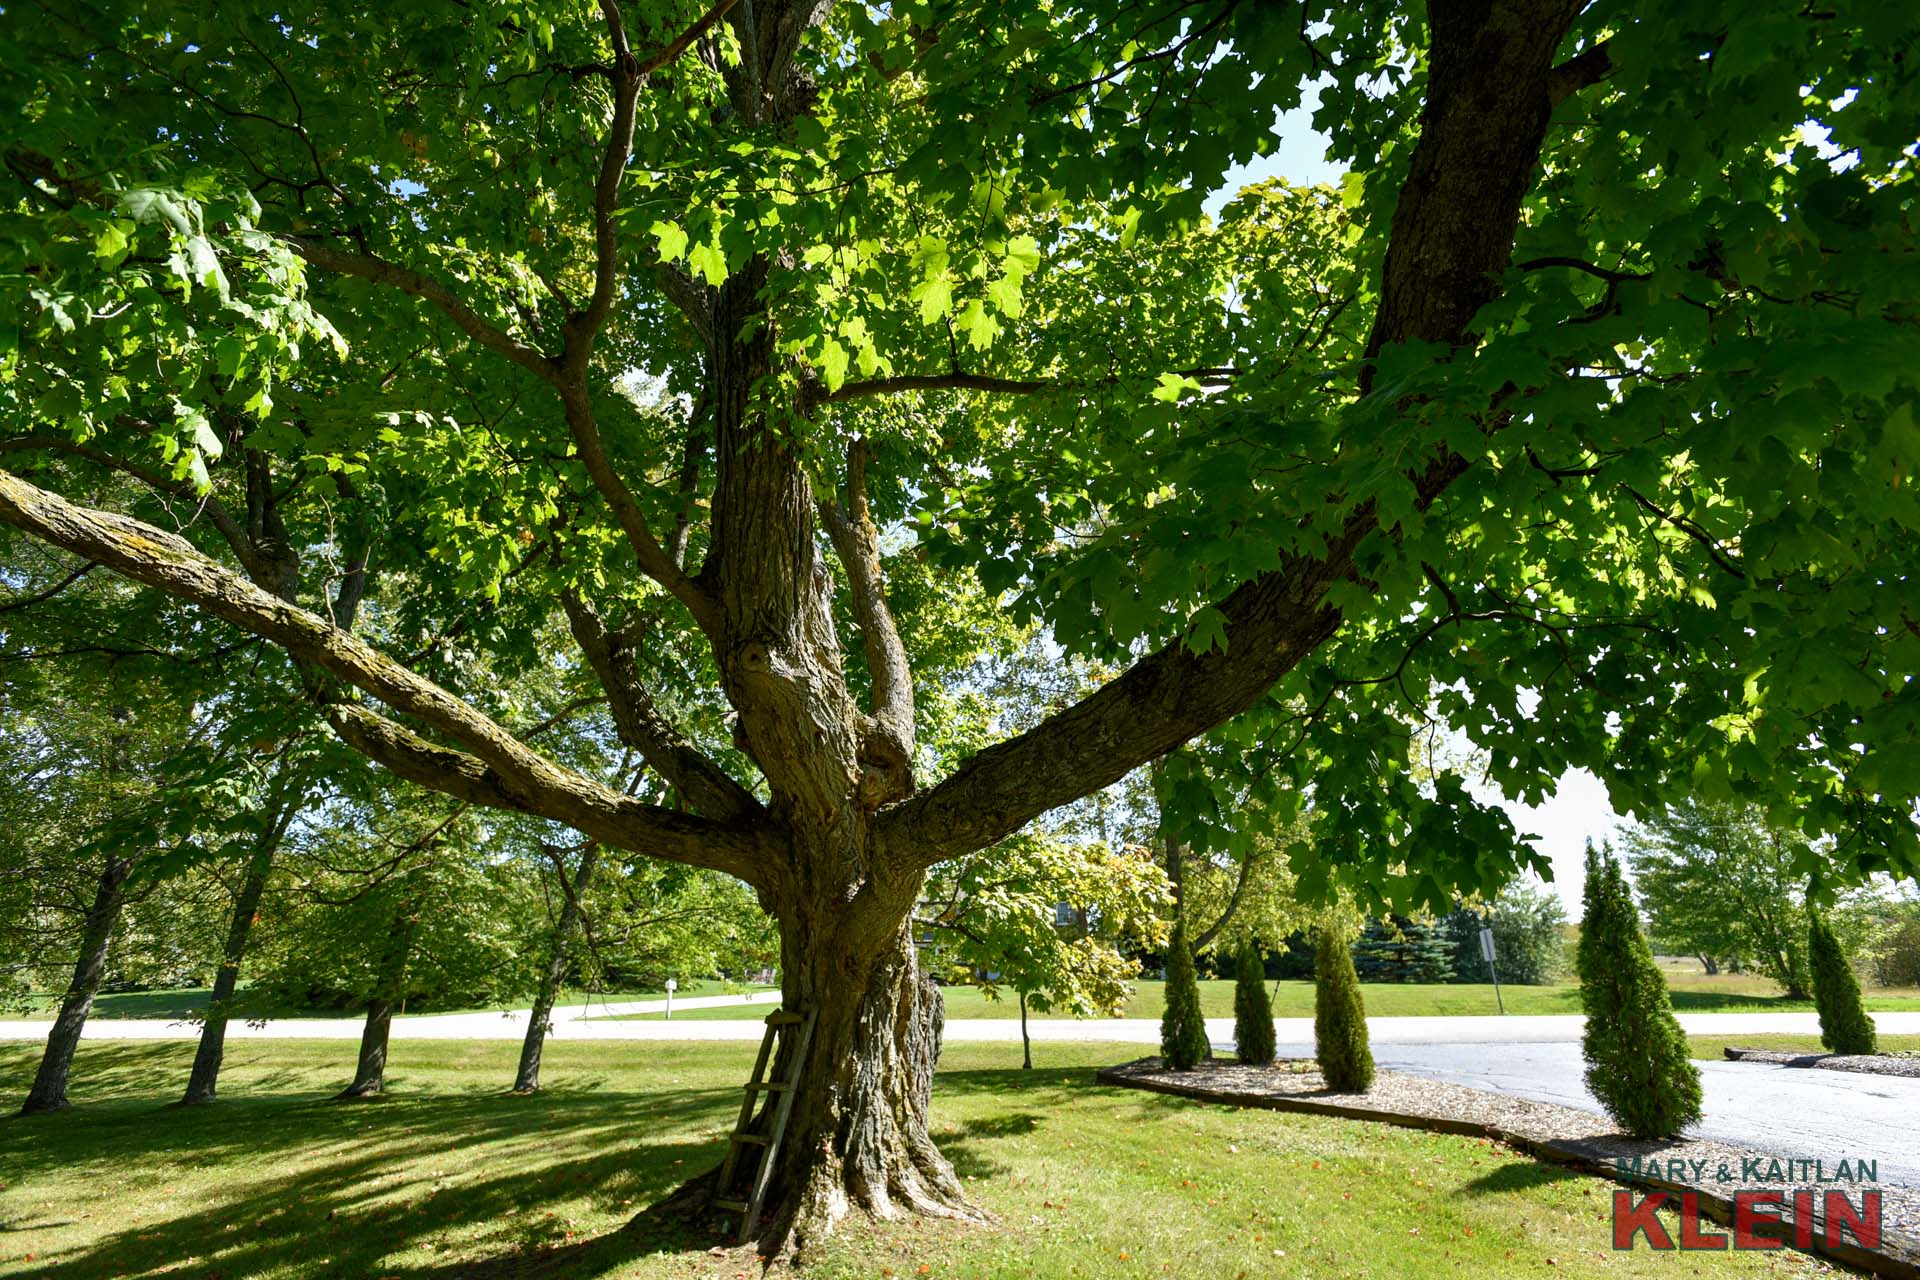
[1478,926,1505,1015]
[664,977,677,1021]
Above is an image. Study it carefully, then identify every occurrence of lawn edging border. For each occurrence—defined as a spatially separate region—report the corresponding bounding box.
[1722,1046,1920,1079]
[1096,1060,1915,1280]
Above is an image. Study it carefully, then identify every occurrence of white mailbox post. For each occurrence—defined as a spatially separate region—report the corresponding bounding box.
[664,977,677,1020]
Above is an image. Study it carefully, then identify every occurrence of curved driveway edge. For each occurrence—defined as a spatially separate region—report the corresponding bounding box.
[1099,1057,1919,1280]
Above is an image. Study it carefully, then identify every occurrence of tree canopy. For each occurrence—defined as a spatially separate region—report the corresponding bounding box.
[4,0,1918,1250]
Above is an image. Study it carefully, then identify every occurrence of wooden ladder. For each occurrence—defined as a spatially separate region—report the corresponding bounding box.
[713,1005,816,1243]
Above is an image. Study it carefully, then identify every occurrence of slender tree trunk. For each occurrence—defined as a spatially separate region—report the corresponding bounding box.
[1018,991,1031,1071]
[180,835,277,1105]
[337,897,419,1100]
[21,853,134,1115]
[514,845,599,1094]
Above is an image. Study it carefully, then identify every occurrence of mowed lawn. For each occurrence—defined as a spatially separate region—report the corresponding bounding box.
[611,969,1920,1022]
[1684,1031,1920,1060]
[0,1040,1833,1280]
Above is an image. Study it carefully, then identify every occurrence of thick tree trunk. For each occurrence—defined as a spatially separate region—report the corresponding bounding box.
[514,845,599,1094]
[180,842,274,1105]
[1698,954,1719,976]
[704,904,980,1257]
[337,898,418,1100]
[21,853,133,1115]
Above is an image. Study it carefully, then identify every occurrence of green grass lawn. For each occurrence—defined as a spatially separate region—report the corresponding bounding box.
[0,978,771,1022]
[0,1039,1828,1280]
[1685,1031,1920,1060]
[609,971,1920,1021]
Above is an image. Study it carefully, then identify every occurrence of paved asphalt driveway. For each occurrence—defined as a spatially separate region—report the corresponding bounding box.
[1265,1038,1920,1190]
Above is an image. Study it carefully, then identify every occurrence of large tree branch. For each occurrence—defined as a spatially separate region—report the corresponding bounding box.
[1547,38,1612,107]
[285,237,557,382]
[817,435,913,805]
[881,0,1584,868]
[1,433,258,574]
[821,366,1240,405]
[0,467,766,879]
[561,590,762,822]
[559,386,721,631]
[550,3,729,630]
[328,703,764,881]
[818,437,915,806]
[878,561,1353,866]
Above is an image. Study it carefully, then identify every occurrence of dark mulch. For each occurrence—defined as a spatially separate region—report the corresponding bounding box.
[1723,1046,1920,1078]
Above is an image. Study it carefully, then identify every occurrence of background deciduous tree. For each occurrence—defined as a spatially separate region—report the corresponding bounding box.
[1619,801,1813,996]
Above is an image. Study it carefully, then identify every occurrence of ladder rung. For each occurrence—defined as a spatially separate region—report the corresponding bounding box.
[713,1197,749,1212]
[765,1011,804,1026]
[731,1132,769,1145]
[746,1081,788,1092]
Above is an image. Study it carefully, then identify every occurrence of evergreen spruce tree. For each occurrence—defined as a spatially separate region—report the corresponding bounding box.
[1314,919,1374,1092]
[1809,907,1878,1055]
[1159,921,1210,1071]
[1233,935,1276,1066]
[1351,914,1457,982]
[1577,842,1703,1138]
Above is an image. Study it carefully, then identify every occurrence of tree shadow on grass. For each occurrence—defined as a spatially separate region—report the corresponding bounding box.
[402,1067,1084,1278]
[0,1044,743,1280]
[0,1050,1100,1280]
[1665,990,1810,1012]
[930,1111,1042,1181]
[1,1039,188,1101]
[1459,1161,1586,1196]
[933,1065,1094,1108]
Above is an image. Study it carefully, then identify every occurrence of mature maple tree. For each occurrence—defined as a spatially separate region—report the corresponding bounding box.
[4,0,1918,1252]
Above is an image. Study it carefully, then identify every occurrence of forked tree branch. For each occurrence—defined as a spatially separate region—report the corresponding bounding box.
[284,238,557,381]
[818,436,915,799]
[561,589,762,822]
[328,704,763,880]
[882,0,1586,868]
[548,0,730,631]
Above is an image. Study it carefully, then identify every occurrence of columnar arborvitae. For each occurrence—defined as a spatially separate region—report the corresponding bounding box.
[1159,921,1210,1071]
[1810,907,1878,1056]
[1233,935,1275,1066]
[1314,919,1374,1092]
[1577,843,1702,1138]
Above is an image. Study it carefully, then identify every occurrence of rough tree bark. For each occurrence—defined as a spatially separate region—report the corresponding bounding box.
[337,893,420,1100]
[0,0,1604,1252]
[513,843,601,1094]
[20,852,134,1115]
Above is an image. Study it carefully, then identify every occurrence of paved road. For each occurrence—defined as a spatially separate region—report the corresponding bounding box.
[4,1007,1916,1044]
[1318,1039,1920,1190]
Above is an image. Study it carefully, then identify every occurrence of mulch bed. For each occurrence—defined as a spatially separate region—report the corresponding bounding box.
[1723,1046,1920,1079]
[1100,1056,1918,1280]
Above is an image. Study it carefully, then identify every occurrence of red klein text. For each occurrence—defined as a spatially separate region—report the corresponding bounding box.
[1612,1189,1881,1252]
